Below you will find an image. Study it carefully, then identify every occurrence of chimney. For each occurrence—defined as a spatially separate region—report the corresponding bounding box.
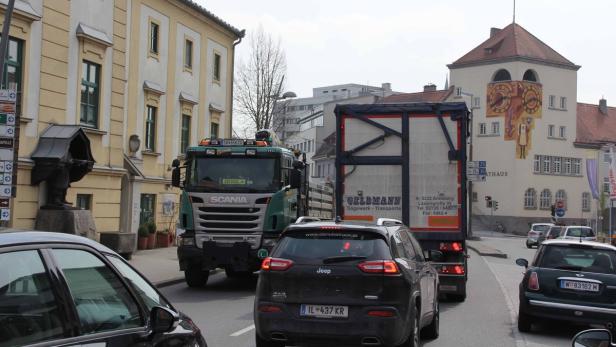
[381,82,391,91]
[599,98,608,115]
[423,84,437,92]
[490,27,501,38]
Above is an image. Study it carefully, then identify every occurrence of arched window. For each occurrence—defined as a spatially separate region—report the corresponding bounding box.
[555,190,567,210]
[582,192,591,212]
[524,188,536,209]
[540,189,552,210]
[492,69,512,82]
[523,69,539,82]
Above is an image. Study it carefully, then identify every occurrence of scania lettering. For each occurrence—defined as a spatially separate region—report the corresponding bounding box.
[171,131,309,287]
[335,102,471,301]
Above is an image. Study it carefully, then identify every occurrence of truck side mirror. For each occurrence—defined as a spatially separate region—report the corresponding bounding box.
[290,169,301,189]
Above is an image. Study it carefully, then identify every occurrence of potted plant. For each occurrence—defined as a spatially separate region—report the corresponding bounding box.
[137,225,149,250]
[146,221,157,249]
[157,229,171,248]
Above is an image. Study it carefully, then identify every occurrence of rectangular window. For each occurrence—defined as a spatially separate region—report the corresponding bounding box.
[455,87,462,97]
[548,124,554,137]
[559,126,566,138]
[210,122,219,139]
[473,97,480,108]
[184,39,193,69]
[573,159,581,175]
[149,21,159,54]
[564,158,572,175]
[491,121,499,135]
[549,95,555,108]
[80,61,100,128]
[542,156,551,174]
[145,105,157,151]
[76,194,92,210]
[604,177,610,193]
[140,194,156,225]
[180,114,191,154]
[552,157,561,174]
[534,155,540,173]
[2,37,23,116]
[582,193,591,212]
[604,152,611,163]
[213,53,221,81]
[560,96,567,110]
[479,123,487,135]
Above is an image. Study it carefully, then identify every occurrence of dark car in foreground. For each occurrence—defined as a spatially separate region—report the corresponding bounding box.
[254,221,440,347]
[516,239,616,333]
[0,231,206,347]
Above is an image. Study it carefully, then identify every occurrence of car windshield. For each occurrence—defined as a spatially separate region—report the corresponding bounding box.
[273,231,391,264]
[566,227,594,238]
[188,156,281,193]
[539,245,616,274]
[533,225,551,232]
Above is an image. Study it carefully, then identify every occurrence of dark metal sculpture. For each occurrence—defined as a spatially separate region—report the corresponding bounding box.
[30,125,95,209]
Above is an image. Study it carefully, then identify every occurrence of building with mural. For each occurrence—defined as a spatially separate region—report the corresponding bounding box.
[378,23,613,233]
[2,0,243,250]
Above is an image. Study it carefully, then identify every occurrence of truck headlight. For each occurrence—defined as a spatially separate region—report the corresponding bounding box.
[262,238,277,247]
[180,236,195,246]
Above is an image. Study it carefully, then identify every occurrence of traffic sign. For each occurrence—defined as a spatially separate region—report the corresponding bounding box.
[556,200,564,209]
[0,208,9,221]
[0,185,11,197]
[556,208,565,218]
[0,198,9,208]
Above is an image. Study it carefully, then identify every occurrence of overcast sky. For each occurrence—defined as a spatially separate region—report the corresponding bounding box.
[198,0,615,105]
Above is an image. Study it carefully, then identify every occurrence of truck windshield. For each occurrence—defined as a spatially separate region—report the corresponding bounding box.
[188,157,280,193]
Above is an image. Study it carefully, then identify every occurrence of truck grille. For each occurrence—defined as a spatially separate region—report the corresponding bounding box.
[200,222,259,229]
[196,206,264,232]
[199,207,261,214]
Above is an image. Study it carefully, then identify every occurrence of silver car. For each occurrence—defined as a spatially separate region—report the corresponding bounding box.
[526,223,554,248]
[560,226,596,241]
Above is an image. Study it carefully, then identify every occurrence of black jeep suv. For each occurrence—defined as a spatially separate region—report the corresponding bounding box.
[254,220,440,347]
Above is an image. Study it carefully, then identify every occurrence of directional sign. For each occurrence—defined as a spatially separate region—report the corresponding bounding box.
[2,174,12,185]
[467,160,487,182]
[4,161,12,172]
[556,208,565,218]
[0,125,14,137]
[0,198,9,208]
[0,90,17,102]
[0,185,11,197]
[0,137,13,148]
[0,113,15,125]
[478,160,486,168]
[0,208,9,221]
[0,149,13,161]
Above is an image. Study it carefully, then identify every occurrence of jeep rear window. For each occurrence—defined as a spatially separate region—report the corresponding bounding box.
[272,231,391,264]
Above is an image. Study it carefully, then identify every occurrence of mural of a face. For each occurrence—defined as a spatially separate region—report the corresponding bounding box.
[486,81,542,159]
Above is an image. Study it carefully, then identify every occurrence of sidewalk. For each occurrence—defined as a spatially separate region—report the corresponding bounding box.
[129,246,185,288]
[466,239,508,259]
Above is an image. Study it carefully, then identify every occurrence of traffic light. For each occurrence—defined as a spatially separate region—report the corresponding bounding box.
[485,196,492,208]
[493,201,499,210]
[550,205,555,217]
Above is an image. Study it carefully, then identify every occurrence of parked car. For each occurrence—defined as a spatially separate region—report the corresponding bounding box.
[538,225,563,244]
[560,226,597,241]
[526,223,554,248]
[0,230,207,347]
[516,239,616,333]
[254,221,441,347]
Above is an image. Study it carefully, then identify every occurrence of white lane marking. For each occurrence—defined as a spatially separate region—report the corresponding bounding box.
[477,251,528,347]
[230,324,255,337]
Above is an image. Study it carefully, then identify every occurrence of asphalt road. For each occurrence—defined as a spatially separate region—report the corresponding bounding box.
[161,234,589,347]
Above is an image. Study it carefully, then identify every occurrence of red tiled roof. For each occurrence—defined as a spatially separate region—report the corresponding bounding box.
[576,102,616,147]
[449,23,578,69]
[379,86,454,103]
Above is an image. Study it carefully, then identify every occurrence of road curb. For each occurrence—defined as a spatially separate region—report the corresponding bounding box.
[467,242,508,259]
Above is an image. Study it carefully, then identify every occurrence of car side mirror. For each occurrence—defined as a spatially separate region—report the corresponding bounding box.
[515,258,529,268]
[150,306,179,334]
[427,250,444,262]
[571,329,613,347]
[290,169,301,189]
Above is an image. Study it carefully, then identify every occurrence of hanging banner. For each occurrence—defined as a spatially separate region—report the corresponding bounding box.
[609,147,616,199]
[586,158,599,199]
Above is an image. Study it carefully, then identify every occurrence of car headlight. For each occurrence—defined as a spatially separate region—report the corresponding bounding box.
[180,236,195,246]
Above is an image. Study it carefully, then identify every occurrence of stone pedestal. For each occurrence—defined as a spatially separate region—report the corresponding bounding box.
[35,209,96,240]
[99,232,137,259]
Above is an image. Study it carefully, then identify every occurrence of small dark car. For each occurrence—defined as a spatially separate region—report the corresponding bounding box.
[254,221,440,347]
[516,239,616,333]
[0,231,207,347]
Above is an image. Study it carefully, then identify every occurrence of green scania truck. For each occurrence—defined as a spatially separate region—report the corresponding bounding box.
[171,130,309,287]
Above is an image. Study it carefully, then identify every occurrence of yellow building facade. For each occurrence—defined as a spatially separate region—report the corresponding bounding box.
[2,0,242,249]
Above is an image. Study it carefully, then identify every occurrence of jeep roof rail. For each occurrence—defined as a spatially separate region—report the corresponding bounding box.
[295,216,321,224]
[376,218,403,226]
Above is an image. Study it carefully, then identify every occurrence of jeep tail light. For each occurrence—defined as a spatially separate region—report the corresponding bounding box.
[261,257,293,271]
[358,260,400,274]
[528,271,540,291]
[439,242,463,252]
[367,310,395,317]
[438,264,465,275]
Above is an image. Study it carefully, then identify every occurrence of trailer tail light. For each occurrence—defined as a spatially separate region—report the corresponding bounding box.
[439,242,463,252]
[528,272,540,291]
[261,257,294,271]
[438,264,465,275]
[358,260,400,274]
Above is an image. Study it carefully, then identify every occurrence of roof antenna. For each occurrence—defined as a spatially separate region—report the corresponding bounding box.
[513,0,516,24]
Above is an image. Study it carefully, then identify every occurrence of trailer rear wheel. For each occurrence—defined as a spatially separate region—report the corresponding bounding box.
[185,266,209,287]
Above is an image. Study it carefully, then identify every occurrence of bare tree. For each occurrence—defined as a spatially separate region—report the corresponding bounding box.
[234,26,287,133]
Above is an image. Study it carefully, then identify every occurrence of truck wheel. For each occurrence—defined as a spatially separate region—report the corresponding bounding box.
[421,301,439,339]
[185,266,209,287]
[517,309,533,332]
[255,333,284,347]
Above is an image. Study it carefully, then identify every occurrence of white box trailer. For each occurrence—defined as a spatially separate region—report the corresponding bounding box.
[334,102,470,300]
